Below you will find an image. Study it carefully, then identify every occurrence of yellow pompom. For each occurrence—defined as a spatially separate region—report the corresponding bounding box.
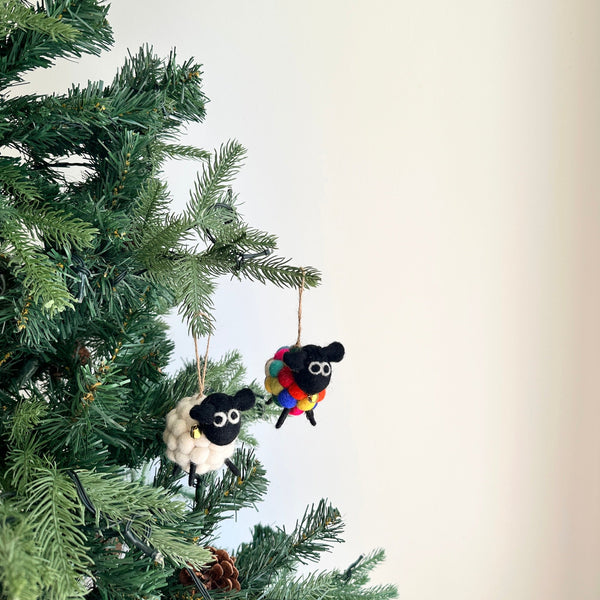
[296,397,317,412]
[265,376,284,395]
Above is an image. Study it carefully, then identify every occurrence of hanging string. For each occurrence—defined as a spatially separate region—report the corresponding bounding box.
[193,330,211,395]
[192,312,212,395]
[295,267,306,347]
[200,333,211,394]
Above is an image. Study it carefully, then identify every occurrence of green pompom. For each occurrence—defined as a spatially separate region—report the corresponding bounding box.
[269,359,284,377]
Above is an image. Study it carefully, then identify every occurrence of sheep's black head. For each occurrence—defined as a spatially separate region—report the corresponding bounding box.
[283,342,345,395]
[189,388,256,446]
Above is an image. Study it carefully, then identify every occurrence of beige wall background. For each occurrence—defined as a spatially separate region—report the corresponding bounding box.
[26,1,600,598]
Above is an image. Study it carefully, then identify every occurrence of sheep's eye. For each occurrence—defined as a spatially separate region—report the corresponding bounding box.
[228,409,240,424]
[213,412,227,427]
[308,361,322,375]
[321,363,331,376]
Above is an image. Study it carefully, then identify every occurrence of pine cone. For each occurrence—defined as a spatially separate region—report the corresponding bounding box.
[179,547,241,592]
[75,344,91,365]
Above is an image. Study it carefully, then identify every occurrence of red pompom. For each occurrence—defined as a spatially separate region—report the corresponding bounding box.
[278,366,294,388]
[274,346,289,361]
[288,383,306,400]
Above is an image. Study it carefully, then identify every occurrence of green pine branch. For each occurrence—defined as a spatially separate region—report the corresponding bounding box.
[0,0,113,88]
[0,157,43,203]
[186,141,246,223]
[134,214,191,270]
[234,499,344,596]
[154,142,212,163]
[288,500,345,565]
[87,535,173,600]
[5,434,47,496]
[265,560,399,600]
[110,47,207,126]
[187,447,269,542]
[17,464,93,600]
[255,570,337,600]
[0,205,73,314]
[0,503,46,600]
[236,255,321,289]
[19,204,99,250]
[330,549,399,600]
[75,469,213,570]
[7,394,49,446]
[131,178,172,238]
[0,0,80,41]
[174,253,217,336]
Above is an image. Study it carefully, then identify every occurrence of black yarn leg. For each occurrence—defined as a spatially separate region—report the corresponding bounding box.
[225,458,240,477]
[188,462,198,487]
[275,408,290,429]
[305,409,317,426]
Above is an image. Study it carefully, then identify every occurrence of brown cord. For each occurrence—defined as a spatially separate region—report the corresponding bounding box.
[193,332,212,395]
[193,313,212,395]
[295,268,306,347]
[200,334,211,394]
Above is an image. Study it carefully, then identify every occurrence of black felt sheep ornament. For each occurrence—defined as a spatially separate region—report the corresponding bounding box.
[264,342,345,428]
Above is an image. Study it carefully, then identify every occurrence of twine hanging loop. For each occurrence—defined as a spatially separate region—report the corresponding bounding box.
[294,267,306,347]
[192,313,212,395]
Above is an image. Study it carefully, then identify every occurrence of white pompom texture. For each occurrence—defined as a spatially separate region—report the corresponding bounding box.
[163,392,236,473]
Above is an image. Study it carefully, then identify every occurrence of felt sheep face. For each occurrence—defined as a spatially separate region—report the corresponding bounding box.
[282,342,345,395]
[189,389,256,446]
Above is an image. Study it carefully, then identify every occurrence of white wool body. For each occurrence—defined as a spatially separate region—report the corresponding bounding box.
[163,393,236,475]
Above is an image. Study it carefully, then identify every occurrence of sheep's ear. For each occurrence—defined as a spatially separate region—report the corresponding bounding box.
[234,388,256,412]
[283,349,306,371]
[189,398,215,424]
[323,341,345,363]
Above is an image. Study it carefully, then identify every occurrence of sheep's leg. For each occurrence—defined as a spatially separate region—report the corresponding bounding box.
[305,409,317,426]
[188,462,199,487]
[275,408,290,429]
[224,458,241,477]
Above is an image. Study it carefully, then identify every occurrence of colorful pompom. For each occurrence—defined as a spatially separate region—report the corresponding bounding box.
[288,383,306,401]
[277,389,297,409]
[296,397,317,412]
[264,359,274,377]
[268,360,284,377]
[274,347,289,361]
[265,376,284,396]
[277,366,294,388]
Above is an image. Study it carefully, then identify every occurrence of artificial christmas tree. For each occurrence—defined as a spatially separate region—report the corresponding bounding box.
[0,2,398,599]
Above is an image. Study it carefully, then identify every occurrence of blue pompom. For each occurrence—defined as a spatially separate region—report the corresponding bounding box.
[276,389,297,409]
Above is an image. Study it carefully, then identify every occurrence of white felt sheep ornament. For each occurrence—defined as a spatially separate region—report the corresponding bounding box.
[163,389,255,486]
